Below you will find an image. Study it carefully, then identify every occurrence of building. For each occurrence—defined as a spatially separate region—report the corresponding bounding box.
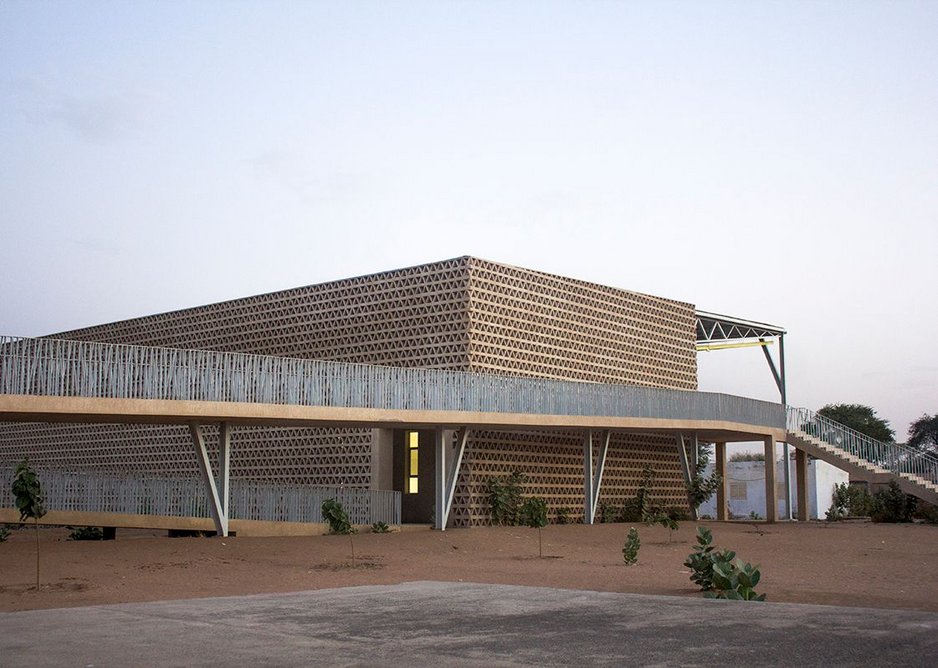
[698,458,848,520]
[0,256,780,527]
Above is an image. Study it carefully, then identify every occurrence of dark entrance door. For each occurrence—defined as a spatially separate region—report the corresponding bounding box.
[393,429,435,524]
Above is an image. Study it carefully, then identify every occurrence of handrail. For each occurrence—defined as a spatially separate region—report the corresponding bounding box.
[0,335,786,430]
[786,406,938,485]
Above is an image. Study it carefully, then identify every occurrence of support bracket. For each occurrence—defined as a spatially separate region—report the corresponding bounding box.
[584,430,610,524]
[434,427,468,531]
[189,423,230,537]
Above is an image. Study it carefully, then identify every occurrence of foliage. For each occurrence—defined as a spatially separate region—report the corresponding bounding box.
[915,502,938,525]
[598,501,617,524]
[12,459,46,591]
[705,556,766,601]
[826,483,875,520]
[684,526,766,600]
[371,522,390,534]
[748,511,762,521]
[68,526,104,541]
[907,414,938,454]
[521,497,548,529]
[521,496,548,558]
[486,470,526,526]
[619,498,642,522]
[684,526,721,591]
[687,443,722,510]
[0,525,9,543]
[555,507,571,525]
[818,404,895,442]
[12,460,46,523]
[635,467,656,520]
[729,452,765,462]
[321,498,356,535]
[870,481,915,523]
[622,527,640,565]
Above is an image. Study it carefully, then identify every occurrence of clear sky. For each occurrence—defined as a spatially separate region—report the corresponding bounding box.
[1,1,935,440]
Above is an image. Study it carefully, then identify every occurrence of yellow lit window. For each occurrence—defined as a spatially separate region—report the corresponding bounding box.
[406,431,419,494]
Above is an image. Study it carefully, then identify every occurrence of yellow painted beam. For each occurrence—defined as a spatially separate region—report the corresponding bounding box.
[696,340,773,352]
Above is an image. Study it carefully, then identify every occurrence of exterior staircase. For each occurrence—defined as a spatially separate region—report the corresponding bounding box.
[786,406,938,507]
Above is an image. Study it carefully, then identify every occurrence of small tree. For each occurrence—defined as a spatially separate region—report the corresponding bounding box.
[622,527,640,565]
[687,442,722,511]
[520,496,548,558]
[12,460,46,591]
[321,498,357,563]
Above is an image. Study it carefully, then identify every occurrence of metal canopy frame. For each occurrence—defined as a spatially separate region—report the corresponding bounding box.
[695,310,792,520]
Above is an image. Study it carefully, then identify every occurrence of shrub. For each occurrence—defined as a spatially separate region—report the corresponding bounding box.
[69,527,104,541]
[827,483,875,520]
[871,481,915,523]
[619,498,642,522]
[0,525,9,543]
[687,443,722,510]
[555,507,571,525]
[684,526,766,601]
[706,557,766,601]
[486,470,526,526]
[622,527,640,565]
[321,499,356,535]
[371,522,390,534]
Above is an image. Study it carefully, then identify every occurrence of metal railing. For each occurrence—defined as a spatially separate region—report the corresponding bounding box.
[787,406,938,485]
[0,336,786,429]
[0,467,401,526]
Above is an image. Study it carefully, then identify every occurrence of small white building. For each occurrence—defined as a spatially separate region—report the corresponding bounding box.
[698,459,848,520]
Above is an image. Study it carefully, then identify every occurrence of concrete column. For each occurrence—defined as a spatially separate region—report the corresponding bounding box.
[715,442,728,521]
[796,448,809,521]
[434,427,445,530]
[763,436,777,523]
[370,429,395,491]
[584,432,594,525]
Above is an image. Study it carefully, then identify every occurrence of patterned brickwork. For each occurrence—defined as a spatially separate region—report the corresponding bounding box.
[451,430,687,527]
[465,258,697,389]
[0,423,374,487]
[1,257,697,522]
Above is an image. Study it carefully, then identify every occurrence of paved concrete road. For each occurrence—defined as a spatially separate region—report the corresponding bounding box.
[2,582,936,667]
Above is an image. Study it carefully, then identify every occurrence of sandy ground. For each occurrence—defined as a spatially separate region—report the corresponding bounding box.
[1,520,937,613]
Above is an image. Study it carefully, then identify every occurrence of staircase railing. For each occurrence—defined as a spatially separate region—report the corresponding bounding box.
[786,406,938,485]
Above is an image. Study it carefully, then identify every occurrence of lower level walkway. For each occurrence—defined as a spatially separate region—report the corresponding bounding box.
[1,582,935,666]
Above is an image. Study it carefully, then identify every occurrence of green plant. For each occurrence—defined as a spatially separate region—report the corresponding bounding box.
[322,499,356,535]
[871,481,915,523]
[521,496,548,558]
[0,525,10,542]
[555,507,570,525]
[748,511,762,520]
[68,526,104,541]
[684,526,722,591]
[619,498,642,522]
[687,442,722,510]
[371,521,390,534]
[486,470,526,526]
[12,459,46,591]
[622,527,640,565]
[684,526,766,601]
[598,501,617,524]
[706,557,766,601]
[827,483,875,521]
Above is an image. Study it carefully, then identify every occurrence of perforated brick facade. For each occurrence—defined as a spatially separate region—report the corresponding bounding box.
[0,257,698,525]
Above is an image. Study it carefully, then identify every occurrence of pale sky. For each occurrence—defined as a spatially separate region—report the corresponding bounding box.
[1,1,936,440]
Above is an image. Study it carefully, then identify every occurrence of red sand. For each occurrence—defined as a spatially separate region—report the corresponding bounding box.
[2,520,937,613]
